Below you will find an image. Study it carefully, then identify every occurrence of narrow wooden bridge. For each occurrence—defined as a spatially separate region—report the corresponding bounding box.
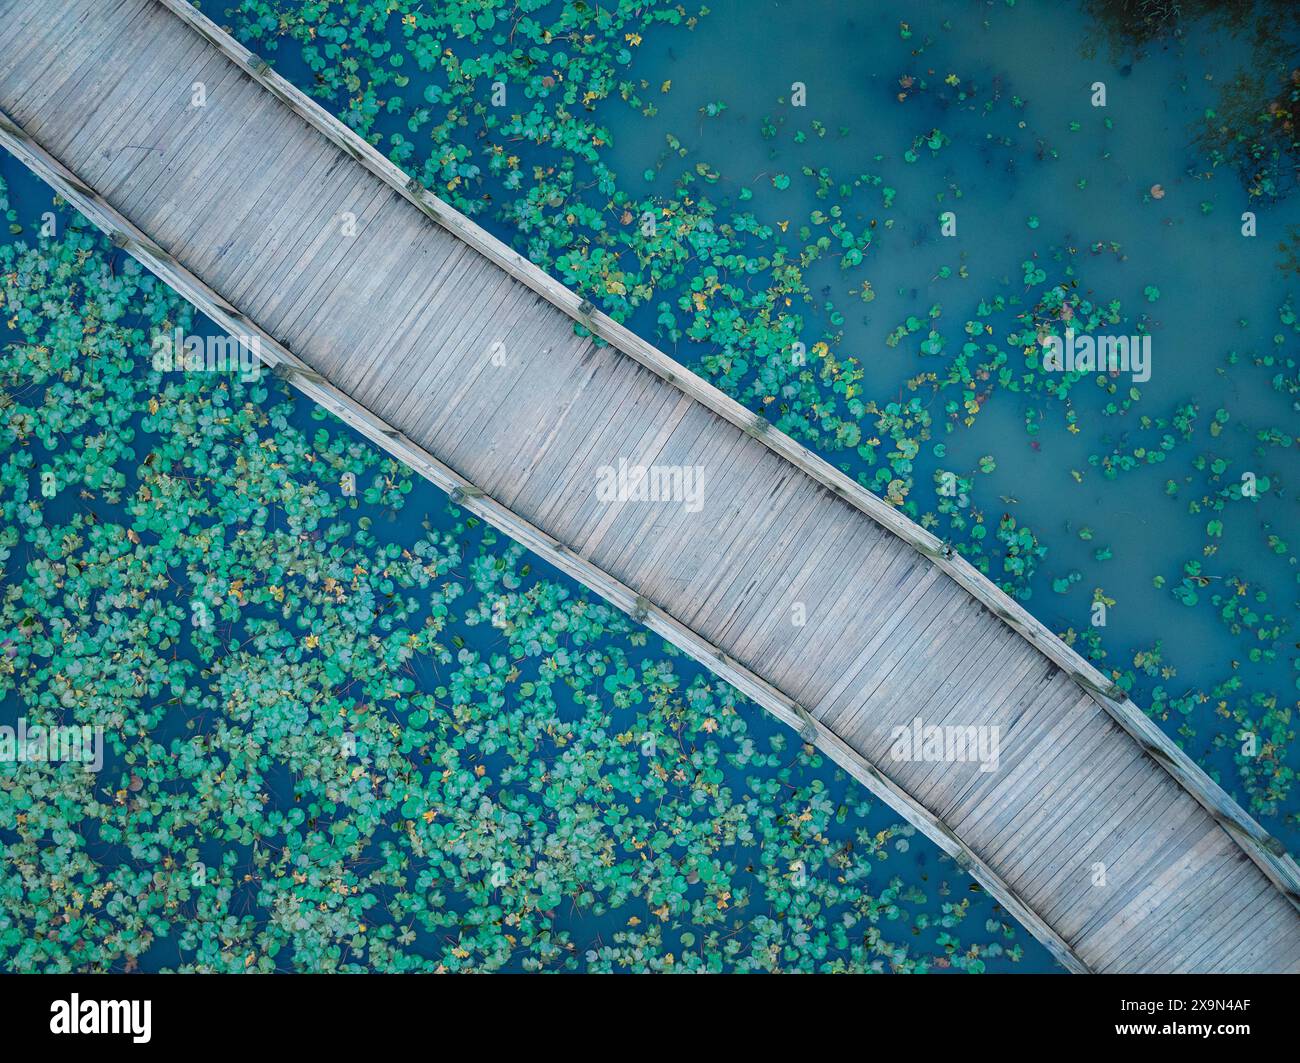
[2,0,1298,973]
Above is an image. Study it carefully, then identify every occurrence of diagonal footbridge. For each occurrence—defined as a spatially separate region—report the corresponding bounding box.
[2,0,1298,972]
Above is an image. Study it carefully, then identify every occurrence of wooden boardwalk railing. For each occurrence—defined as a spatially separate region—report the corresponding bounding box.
[2,0,1298,973]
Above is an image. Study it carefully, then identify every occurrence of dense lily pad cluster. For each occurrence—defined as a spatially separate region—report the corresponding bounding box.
[0,200,1038,972]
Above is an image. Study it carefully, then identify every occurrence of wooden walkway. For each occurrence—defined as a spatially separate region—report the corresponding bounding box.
[2,0,1298,973]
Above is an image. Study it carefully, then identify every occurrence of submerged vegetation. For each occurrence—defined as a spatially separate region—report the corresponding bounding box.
[1087,0,1300,199]
[1200,67,1300,201]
